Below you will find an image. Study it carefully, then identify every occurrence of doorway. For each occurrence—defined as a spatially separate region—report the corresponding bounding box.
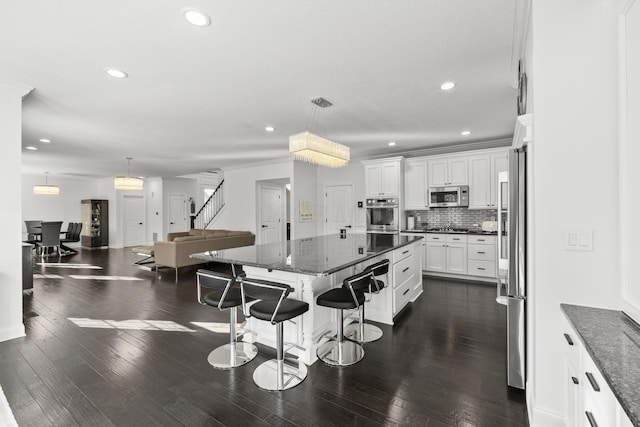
[257,181,288,244]
[123,195,145,247]
[168,195,187,233]
[325,184,353,235]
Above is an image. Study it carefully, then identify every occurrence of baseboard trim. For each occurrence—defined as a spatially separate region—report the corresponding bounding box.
[0,324,25,343]
[527,391,564,427]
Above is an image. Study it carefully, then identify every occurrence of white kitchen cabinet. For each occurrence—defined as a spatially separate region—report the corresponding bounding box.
[560,310,635,427]
[425,234,467,274]
[362,157,403,197]
[428,156,468,186]
[467,235,497,278]
[468,150,508,209]
[404,158,428,209]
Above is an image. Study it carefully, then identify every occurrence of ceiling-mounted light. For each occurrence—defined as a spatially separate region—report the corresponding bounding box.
[265,126,275,132]
[289,98,350,168]
[39,138,51,143]
[183,8,211,27]
[440,81,456,90]
[388,141,397,146]
[461,130,471,136]
[25,146,38,150]
[105,68,128,79]
[34,172,60,195]
[114,157,144,190]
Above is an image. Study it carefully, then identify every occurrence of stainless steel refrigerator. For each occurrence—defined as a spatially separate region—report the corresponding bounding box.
[497,146,526,390]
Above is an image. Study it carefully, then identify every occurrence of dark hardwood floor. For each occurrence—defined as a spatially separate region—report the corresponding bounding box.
[1,248,528,426]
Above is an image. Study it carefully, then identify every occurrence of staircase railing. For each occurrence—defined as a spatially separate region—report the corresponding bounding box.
[191,180,225,229]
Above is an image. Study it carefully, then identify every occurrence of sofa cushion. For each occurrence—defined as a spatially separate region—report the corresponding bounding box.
[174,235,205,242]
[201,229,222,236]
[188,229,204,236]
[205,234,225,240]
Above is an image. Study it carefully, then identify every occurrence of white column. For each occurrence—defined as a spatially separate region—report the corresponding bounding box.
[0,82,33,342]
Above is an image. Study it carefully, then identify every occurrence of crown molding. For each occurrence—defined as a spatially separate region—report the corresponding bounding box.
[510,0,532,88]
[0,81,34,98]
[603,0,636,13]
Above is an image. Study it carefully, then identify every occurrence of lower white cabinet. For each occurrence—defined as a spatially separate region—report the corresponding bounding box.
[561,310,634,427]
[425,234,467,274]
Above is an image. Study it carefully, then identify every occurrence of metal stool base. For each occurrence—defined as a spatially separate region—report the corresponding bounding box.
[253,359,308,391]
[316,340,364,366]
[207,342,258,369]
[343,323,383,343]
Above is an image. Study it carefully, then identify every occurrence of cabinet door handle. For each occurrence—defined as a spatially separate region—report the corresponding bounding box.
[585,411,598,427]
[477,251,486,254]
[477,239,485,242]
[571,376,579,385]
[477,267,486,271]
[402,250,409,255]
[563,333,574,346]
[402,267,409,273]
[432,237,440,240]
[403,289,410,295]
[585,372,600,392]
[452,238,460,241]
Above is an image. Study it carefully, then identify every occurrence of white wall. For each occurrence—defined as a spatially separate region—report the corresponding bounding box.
[292,161,318,239]
[0,83,30,343]
[21,174,97,238]
[315,161,366,235]
[215,159,293,234]
[529,0,620,424]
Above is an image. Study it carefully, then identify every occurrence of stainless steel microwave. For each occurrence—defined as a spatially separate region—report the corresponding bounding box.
[428,186,469,208]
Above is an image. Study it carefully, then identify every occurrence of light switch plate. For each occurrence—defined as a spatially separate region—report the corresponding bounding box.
[565,230,593,251]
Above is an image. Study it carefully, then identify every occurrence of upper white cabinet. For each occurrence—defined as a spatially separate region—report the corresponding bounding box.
[427,156,468,186]
[363,157,403,198]
[468,150,508,209]
[404,158,428,209]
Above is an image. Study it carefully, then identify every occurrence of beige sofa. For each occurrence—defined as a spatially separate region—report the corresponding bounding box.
[154,229,255,281]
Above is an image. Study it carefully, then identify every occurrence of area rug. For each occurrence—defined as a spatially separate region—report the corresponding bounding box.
[0,384,18,427]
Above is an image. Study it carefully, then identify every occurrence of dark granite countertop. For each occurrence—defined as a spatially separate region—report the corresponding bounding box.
[191,234,423,277]
[561,304,640,426]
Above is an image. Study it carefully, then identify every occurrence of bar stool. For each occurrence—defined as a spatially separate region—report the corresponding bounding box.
[315,269,372,366]
[240,277,309,391]
[344,259,390,343]
[196,269,258,369]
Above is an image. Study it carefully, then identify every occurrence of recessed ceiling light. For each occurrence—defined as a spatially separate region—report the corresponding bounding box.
[183,9,211,27]
[39,138,51,143]
[440,81,456,91]
[25,146,38,150]
[105,68,128,79]
[388,141,397,146]
[461,130,471,136]
[265,126,275,132]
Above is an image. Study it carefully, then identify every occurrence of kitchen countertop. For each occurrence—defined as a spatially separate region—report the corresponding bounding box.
[401,229,499,235]
[190,233,423,277]
[561,304,640,426]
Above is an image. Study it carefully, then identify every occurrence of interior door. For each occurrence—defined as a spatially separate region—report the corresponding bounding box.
[168,195,186,233]
[123,195,145,247]
[259,185,283,244]
[325,185,353,235]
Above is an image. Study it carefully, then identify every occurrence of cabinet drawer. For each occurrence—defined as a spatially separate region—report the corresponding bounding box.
[425,233,446,243]
[468,235,497,244]
[393,246,413,263]
[582,350,616,417]
[560,312,582,368]
[467,260,495,277]
[393,254,415,288]
[393,277,413,314]
[468,244,496,261]
[446,234,468,244]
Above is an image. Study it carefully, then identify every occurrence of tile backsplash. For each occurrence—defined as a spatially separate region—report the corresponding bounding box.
[406,208,497,230]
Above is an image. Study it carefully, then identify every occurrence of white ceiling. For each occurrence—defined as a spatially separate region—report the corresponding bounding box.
[1,1,517,179]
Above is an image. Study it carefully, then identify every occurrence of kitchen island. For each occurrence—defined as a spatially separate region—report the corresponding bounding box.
[191,233,423,364]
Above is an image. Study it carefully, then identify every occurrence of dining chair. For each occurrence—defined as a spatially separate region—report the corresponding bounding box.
[40,221,63,259]
[24,220,42,245]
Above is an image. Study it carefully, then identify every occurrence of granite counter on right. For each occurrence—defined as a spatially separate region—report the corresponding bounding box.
[561,303,640,426]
